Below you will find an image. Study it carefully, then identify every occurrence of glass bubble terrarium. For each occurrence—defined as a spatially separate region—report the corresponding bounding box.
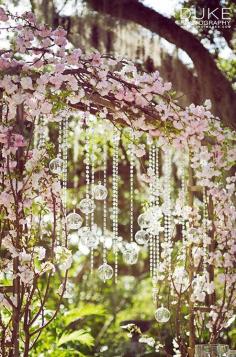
[195,345,229,357]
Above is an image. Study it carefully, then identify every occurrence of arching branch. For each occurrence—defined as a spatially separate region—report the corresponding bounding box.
[86,0,236,130]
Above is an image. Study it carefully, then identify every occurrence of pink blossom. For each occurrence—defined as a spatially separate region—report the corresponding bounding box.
[20,76,33,90]
[134,144,146,157]
[91,53,102,66]
[41,101,53,114]
[0,7,8,21]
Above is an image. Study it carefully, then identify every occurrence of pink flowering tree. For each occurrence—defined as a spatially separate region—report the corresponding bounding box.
[0,8,235,357]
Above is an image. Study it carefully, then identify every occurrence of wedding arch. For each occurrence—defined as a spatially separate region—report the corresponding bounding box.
[0,9,235,357]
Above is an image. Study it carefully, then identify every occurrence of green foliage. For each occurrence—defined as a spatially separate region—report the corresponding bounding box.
[217,58,236,85]
[57,330,94,348]
[64,305,106,326]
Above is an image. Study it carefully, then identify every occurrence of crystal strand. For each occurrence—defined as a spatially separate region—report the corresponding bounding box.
[149,144,153,277]
[155,144,160,270]
[115,134,119,283]
[103,142,107,264]
[152,144,158,305]
[85,127,90,228]
[129,132,134,242]
[180,159,186,263]
[90,127,95,273]
[112,129,119,283]
[62,116,68,244]
[203,188,208,279]
[56,119,63,244]
[152,144,157,280]
[164,148,172,277]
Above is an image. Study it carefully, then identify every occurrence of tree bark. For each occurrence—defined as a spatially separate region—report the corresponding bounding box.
[86,0,236,131]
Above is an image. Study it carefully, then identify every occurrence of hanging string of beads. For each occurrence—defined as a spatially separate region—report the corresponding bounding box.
[129,132,134,242]
[152,144,157,282]
[180,158,187,263]
[152,144,160,305]
[90,127,95,273]
[103,142,107,264]
[97,141,113,282]
[148,142,155,278]
[62,116,68,244]
[112,128,119,283]
[84,126,90,227]
[202,188,209,280]
[57,119,63,245]
[163,147,172,277]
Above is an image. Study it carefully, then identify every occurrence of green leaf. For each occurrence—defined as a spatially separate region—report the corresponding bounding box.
[57,329,94,348]
[64,304,106,326]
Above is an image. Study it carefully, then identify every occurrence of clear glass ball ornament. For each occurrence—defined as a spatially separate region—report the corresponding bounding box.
[80,229,99,248]
[155,305,171,323]
[49,157,64,175]
[172,267,189,293]
[122,243,139,265]
[97,263,113,282]
[93,181,108,200]
[123,250,138,265]
[66,212,83,230]
[137,213,151,229]
[135,230,150,245]
[79,198,95,214]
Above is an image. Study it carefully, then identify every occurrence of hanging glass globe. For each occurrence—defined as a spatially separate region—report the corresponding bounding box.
[66,212,83,230]
[79,198,95,214]
[123,250,138,265]
[155,305,171,323]
[135,230,149,245]
[49,157,64,175]
[172,267,189,293]
[137,212,151,228]
[122,243,139,265]
[93,181,108,200]
[97,263,113,282]
[80,229,99,248]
